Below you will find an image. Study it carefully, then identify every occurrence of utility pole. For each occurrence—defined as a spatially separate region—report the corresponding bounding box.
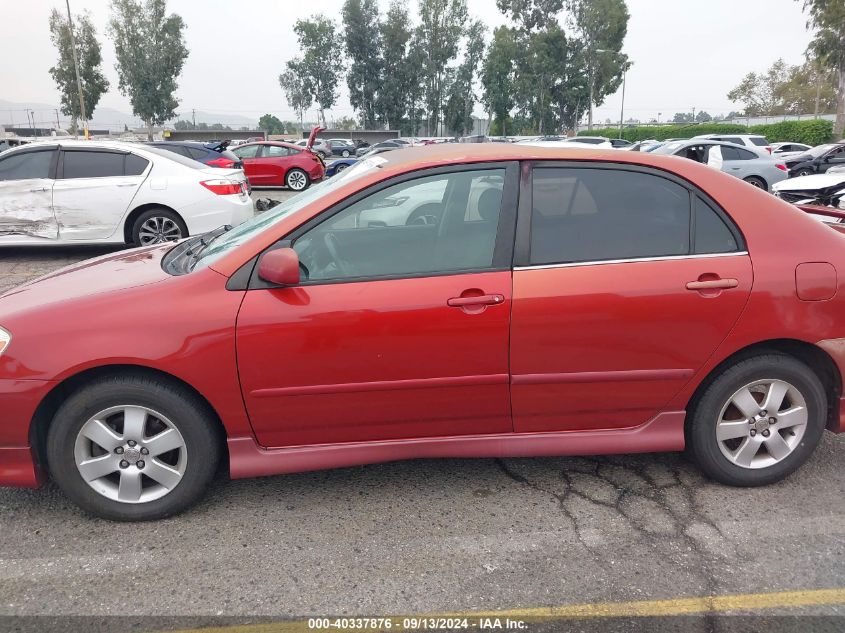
[692,106,696,123]
[55,109,61,131]
[65,0,88,139]
[618,65,627,139]
[192,108,196,128]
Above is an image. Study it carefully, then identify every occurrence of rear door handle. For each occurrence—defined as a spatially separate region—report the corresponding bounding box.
[447,294,504,307]
[686,279,738,290]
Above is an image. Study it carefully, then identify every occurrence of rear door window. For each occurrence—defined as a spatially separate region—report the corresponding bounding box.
[61,151,125,178]
[233,145,260,158]
[0,149,54,180]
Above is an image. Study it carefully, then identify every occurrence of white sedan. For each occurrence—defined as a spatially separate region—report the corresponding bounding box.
[0,140,253,246]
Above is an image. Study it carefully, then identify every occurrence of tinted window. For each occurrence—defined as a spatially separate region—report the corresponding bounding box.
[261,145,292,157]
[694,197,738,254]
[233,145,260,158]
[750,137,769,147]
[719,146,743,161]
[294,169,505,282]
[530,168,690,265]
[125,154,149,176]
[719,137,743,145]
[735,147,757,160]
[62,151,125,178]
[142,145,205,169]
[186,147,208,160]
[0,150,53,181]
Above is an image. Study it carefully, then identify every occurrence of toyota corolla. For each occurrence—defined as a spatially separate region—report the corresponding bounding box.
[2,144,844,521]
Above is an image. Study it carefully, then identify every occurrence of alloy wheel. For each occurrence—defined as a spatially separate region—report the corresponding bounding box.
[73,405,187,503]
[287,170,307,191]
[715,379,808,469]
[138,217,183,245]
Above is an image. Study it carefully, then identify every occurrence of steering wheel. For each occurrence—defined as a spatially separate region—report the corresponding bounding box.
[322,232,352,276]
[408,214,439,226]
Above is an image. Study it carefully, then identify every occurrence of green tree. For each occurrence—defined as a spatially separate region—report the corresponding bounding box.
[259,113,284,135]
[335,115,359,130]
[108,0,188,140]
[800,0,845,138]
[404,33,428,135]
[482,27,517,135]
[444,19,486,136]
[279,62,313,131]
[695,110,713,122]
[377,0,412,131]
[495,0,564,31]
[291,16,342,126]
[566,0,629,130]
[673,112,693,123]
[417,0,468,135]
[48,9,109,133]
[776,59,838,115]
[174,119,194,130]
[342,0,382,128]
[727,59,792,116]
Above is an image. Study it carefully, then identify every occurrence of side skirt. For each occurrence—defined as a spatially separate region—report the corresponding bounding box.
[227,411,686,480]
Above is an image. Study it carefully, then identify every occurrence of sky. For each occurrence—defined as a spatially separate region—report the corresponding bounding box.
[0,0,815,127]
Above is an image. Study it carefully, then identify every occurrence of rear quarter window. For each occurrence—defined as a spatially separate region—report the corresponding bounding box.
[750,137,770,147]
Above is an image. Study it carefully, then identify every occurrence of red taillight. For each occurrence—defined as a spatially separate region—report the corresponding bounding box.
[776,163,787,171]
[201,179,243,195]
[207,157,235,168]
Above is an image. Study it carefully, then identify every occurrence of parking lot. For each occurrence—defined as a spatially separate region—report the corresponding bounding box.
[0,182,844,621]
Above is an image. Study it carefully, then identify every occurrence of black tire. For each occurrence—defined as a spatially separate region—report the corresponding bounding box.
[335,163,349,174]
[130,208,188,246]
[341,150,351,158]
[285,168,310,191]
[796,168,813,177]
[688,353,826,487]
[744,176,767,190]
[46,375,220,521]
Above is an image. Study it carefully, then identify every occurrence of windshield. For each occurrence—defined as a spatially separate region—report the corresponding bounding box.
[192,156,389,269]
[807,144,836,158]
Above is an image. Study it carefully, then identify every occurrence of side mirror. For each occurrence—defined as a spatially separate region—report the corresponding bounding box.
[258,247,300,286]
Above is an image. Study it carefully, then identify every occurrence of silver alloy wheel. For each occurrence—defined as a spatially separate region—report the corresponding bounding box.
[715,379,808,469]
[287,170,307,191]
[73,405,187,503]
[335,163,348,173]
[138,216,183,245]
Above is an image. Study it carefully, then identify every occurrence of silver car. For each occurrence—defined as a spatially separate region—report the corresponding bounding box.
[652,140,788,191]
[294,138,332,159]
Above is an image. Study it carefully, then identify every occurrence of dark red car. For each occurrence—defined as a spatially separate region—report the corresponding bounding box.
[230,140,325,190]
[2,144,845,520]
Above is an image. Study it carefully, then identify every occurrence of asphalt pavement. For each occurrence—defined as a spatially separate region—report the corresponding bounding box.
[0,186,843,623]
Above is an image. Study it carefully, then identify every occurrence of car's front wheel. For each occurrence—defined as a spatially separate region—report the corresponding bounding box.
[688,354,826,487]
[342,150,351,157]
[46,375,220,521]
[286,168,310,191]
[796,168,814,177]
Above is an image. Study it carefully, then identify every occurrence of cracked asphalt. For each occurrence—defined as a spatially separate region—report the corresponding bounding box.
[0,188,844,619]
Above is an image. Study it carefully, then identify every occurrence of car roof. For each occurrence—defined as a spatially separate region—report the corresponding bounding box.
[147,141,214,149]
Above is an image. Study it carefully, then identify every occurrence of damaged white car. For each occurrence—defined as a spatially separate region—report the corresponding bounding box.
[773,168,845,210]
[0,140,254,246]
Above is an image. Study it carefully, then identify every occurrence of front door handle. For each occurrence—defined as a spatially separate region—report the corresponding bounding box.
[447,294,504,308]
[29,187,50,193]
[686,278,738,291]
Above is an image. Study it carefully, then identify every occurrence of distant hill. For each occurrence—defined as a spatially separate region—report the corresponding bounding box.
[0,99,256,132]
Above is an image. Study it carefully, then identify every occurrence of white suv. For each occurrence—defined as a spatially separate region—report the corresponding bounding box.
[0,140,253,247]
[693,134,772,154]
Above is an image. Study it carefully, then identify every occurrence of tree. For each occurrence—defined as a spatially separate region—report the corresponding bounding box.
[259,113,285,135]
[48,9,109,132]
[417,0,468,135]
[566,0,630,130]
[174,119,194,130]
[727,59,791,116]
[342,0,382,128]
[482,27,518,135]
[776,59,838,115]
[108,0,188,140]
[290,16,342,126]
[335,116,359,130]
[800,0,845,138]
[444,19,486,136]
[495,0,564,31]
[378,0,413,131]
[672,112,693,123]
[279,61,313,131]
[695,110,713,122]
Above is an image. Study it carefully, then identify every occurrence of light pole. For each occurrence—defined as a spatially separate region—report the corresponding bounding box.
[618,62,631,139]
[65,0,88,139]
[593,49,630,137]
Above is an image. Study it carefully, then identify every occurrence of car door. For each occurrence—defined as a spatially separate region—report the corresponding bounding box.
[231,144,262,184]
[257,144,293,185]
[820,145,845,173]
[0,146,59,240]
[236,164,519,447]
[52,148,148,241]
[712,144,751,179]
[510,165,752,433]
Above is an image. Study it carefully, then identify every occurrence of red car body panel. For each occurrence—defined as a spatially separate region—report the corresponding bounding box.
[237,141,324,187]
[2,144,845,489]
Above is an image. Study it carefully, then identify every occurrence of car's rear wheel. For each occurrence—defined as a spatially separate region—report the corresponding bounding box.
[286,168,310,191]
[796,168,814,177]
[335,163,349,174]
[688,354,826,487]
[131,208,188,246]
[744,176,767,190]
[46,375,220,521]
[342,150,351,157]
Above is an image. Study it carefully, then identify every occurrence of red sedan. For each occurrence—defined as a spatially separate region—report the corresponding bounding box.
[2,144,844,520]
[230,141,325,190]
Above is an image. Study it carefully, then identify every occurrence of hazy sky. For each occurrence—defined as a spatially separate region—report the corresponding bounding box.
[0,0,813,125]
